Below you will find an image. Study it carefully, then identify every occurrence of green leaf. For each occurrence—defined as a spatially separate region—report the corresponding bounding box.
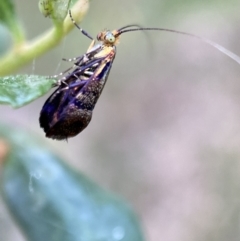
[0,126,145,241]
[39,0,71,22]
[0,75,55,108]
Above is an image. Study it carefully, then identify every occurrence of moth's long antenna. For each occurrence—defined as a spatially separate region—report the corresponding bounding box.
[119,28,240,65]
[118,24,155,54]
[118,24,145,31]
[69,10,93,40]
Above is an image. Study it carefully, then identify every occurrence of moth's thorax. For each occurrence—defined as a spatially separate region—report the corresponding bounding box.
[95,45,116,58]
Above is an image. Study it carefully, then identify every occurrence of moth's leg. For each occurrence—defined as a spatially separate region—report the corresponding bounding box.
[62,55,84,62]
[57,80,88,92]
[57,56,106,92]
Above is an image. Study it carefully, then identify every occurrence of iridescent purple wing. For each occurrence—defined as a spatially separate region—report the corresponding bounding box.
[39,48,116,140]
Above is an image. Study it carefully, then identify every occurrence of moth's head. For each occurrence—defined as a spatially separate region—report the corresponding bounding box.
[96,30,120,46]
[96,25,146,46]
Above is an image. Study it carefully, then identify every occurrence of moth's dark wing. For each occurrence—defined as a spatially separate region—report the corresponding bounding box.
[39,82,91,140]
[39,87,68,135]
[39,49,116,140]
[47,61,115,139]
[39,58,102,139]
[44,104,92,140]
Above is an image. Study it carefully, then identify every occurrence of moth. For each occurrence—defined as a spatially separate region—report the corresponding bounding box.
[39,10,240,140]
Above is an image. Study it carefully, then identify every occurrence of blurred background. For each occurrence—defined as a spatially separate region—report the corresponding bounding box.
[1,0,240,240]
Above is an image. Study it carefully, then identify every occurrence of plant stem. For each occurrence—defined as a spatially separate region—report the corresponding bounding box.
[0,0,89,76]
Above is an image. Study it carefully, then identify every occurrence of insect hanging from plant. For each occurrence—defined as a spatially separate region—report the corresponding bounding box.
[39,10,240,140]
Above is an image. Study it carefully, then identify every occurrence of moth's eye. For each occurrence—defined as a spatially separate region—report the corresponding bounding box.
[105,33,115,43]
